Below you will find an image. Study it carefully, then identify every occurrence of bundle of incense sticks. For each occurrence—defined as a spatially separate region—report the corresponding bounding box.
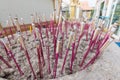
[81,32,111,70]
[35,25,45,66]
[53,38,61,78]
[0,37,24,75]
[14,18,36,78]
[18,36,36,78]
[61,31,74,74]
[80,28,100,67]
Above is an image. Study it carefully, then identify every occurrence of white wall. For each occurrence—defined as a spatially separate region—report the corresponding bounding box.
[0,0,53,27]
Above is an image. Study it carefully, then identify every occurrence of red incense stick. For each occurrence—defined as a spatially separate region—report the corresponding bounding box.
[24,50,36,79]
[8,50,24,76]
[0,55,12,68]
[69,42,75,72]
[53,53,59,78]
[46,45,51,74]
[37,46,43,78]
[61,48,69,74]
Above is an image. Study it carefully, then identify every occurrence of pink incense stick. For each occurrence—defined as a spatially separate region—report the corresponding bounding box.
[46,45,51,74]
[40,43,45,66]
[0,41,11,60]
[37,46,43,78]
[61,48,69,74]
[53,53,59,78]
[53,36,57,58]
[84,23,90,41]
[8,50,24,76]
[70,42,75,72]
[0,55,12,68]
[24,50,36,79]
[74,32,85,56]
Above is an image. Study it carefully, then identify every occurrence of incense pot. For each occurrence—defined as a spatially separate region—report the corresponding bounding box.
[53,39,61,78]
[61,31,74,74]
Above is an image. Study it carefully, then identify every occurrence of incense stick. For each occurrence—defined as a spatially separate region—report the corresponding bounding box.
[0,55,12,68]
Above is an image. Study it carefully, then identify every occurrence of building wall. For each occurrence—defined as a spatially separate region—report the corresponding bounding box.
[0,0,53,27]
